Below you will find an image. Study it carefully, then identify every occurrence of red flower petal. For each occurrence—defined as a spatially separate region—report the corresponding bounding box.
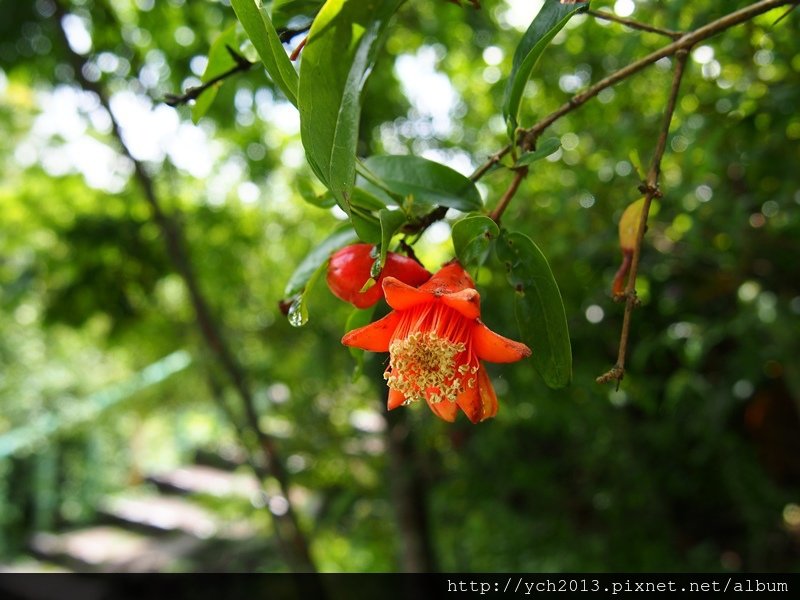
[472,320,531,363]
[455,384,481,423]
[456,365,499,423]
[382,277,433,311]
[476,365,499,422]
[419,261,474,295]
[426,398,458,422]
[341,311,402,352]
[388,388,406,410]
[440,288,481,320]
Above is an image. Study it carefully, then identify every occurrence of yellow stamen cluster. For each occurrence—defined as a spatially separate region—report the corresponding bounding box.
[384,331,473,404]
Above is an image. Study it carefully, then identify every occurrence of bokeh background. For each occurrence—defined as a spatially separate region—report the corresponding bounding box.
[1,0,799,572]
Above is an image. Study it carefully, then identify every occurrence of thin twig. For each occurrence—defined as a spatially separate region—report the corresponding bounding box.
[469,146,511,181]
[289,36,308,61]
[277,24,312,43]
[522,0,795,148]
[468,0,795,190]
[596,50,689,386]
[587,8,682,39]
[773,2,799,25]
[489,167,527,223]
[53,0,317,574]
[164,45,253,107]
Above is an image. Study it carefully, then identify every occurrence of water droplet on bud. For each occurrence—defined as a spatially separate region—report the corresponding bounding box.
[369,258,382,279]
[287,297,308,327]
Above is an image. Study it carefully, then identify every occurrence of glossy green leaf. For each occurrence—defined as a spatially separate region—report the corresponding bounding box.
[348,187,390,243]
[452,214,499,271]
[496,230,572,389]
[362,155,483,212]
[349,186,389,212]
[503,0,588,140]
[299,0,404,208]
[355,160,403,207]
[350,207,381,244]
[377,208,407,272]
[230,0,298,106]
[284,225,357,297]
[191,25,239,124]
[345,305,376,378]
[297,176,336,208]
[286,260,327,327]
[514,138,561,167]
[271,0,324,29]
[628,149,645,179]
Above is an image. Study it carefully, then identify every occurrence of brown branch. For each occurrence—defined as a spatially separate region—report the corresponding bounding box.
[277,24,312,43]
[289,36,308,61]
[469,146,511,181]
[164,46,253,107]
[597,50,689,386]
[468,0,795,196]
[587,8,683,39]
[53,0,317,574]
[489,167,528,223]
[522,0,795,147]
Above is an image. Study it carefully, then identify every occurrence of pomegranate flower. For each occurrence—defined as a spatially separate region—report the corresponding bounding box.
[342,261,531,423]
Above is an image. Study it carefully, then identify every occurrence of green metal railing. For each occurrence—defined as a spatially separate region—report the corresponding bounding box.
[0,350,192,460]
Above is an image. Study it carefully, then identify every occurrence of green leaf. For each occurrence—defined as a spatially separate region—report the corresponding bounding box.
[350,206,381,244]
[496,230,572,389]
[298,0,405,208]
[514,138,561,166]
[377,208,407,272]
[628,149,645,179]
[362,155,483,212]
[284,225,357,297]
[348,187,392,243]
[503,0,588,140]
[297,176,336,208]
[271,0,324,29]
[452,214,499,272]
[345,305,376,378]
[286,260,326,327]
[355,160,403,207]
[230,0,299,106]
[349,186,389,212]
[191,25,239,124]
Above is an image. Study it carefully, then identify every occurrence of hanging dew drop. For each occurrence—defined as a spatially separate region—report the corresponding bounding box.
[370,257,382,279]
[287,297,308,327]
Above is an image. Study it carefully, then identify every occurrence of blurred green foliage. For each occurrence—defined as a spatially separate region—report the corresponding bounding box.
[0,0,798,572]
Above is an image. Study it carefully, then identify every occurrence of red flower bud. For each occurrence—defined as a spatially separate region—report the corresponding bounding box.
[327,244,431,309]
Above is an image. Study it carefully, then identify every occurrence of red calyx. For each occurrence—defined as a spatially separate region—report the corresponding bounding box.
[327,244,431,309]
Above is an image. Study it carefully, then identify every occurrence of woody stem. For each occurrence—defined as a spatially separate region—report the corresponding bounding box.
[597,50,689,386]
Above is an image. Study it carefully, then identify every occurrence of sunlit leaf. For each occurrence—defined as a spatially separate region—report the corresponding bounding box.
[362,155,482,212]
[284,225,357,297]
[299,0,404,208]
[271,0,324,29]
[496,230,572,388]
[376,208,407,273]
[452,214,499,272]
[514,138,561,167]
[297,176,337,208]
[619,197,646,252]
[191,25,239,124]
[503,0,588,140]
[231,0,299,105]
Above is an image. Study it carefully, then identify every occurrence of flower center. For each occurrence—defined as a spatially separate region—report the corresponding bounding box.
[384,331,474,404]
